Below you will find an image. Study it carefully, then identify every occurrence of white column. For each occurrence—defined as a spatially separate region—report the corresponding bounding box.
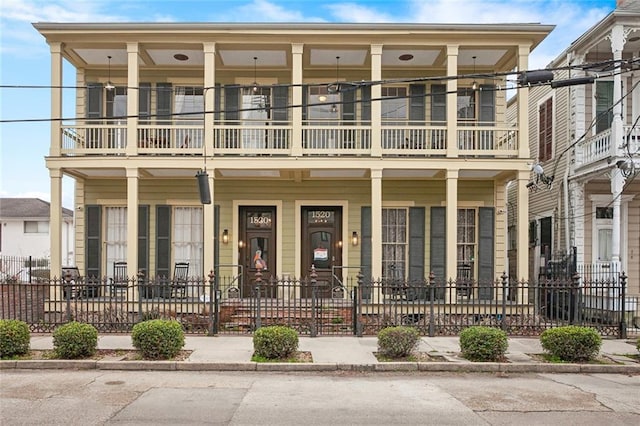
[126,42,139,156]
[611,169,624,267]
[371,169,383,302]
[204,42,216,157]
[291,43,304,156]
[370,44,383,157]
[446,45,458,158]
[517,170,529,281]
[569,180,585,264]
[50,42,63,157]
[517,45,530,159]
[126,168,139,300]
[445,169,458,285]
[50,168,63,279]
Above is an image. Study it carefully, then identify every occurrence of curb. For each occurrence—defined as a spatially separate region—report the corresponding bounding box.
[3,360,639,374]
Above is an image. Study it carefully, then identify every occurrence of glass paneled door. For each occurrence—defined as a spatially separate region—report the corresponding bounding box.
[301,206,343,298]
[239,206,276,298]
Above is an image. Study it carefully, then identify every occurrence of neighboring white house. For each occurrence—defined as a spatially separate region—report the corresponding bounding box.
[0,198,74,264]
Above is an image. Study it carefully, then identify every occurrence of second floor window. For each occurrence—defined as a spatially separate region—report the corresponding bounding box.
[538,97,553,162]
[382,87,407,122]
[24,221,48,234]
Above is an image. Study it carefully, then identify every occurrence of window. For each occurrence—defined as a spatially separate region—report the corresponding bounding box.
[381,208,407,281]
[105,207,127,278]
[106,87,128,149]
[381,87,407,121]
[456,88,476,121]
[308,85,338,120]
[538,97,553,161]
[173,207,203,278]
[594,204,613,262]
[24,221,48,234]
[595,81,613,134]
[175,86,204,148]
[457,209,476,278]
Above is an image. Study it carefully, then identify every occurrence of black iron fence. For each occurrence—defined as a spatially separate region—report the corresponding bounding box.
[1,270,636,338]
[0,255,51,284]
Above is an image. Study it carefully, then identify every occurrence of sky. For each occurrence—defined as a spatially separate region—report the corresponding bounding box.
[0,0,617,209]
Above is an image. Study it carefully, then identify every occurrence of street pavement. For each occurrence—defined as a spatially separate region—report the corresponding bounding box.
[1,334,638,373]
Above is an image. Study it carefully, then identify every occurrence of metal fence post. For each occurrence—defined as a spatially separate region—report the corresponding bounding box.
[501,271,508,331]
[137,270,144,323]
[255,267,262,330]
[63,272,72,322]
[571,271,581,325]
[310,265,317,337]
[355,270,363,337]
[208,270,216,335]
[428,271,435,337]
[620,271,627,339]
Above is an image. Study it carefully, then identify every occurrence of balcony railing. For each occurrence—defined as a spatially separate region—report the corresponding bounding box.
[575,125,640,169]
[59,120,520,158]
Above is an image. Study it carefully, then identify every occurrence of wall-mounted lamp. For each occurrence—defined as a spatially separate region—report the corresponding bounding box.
[222,229,229,244]
[351,231,359,246]
[238,240,245,249]
[337,240,343,248]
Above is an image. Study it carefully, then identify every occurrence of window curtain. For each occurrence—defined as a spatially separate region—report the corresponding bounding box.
[174,87,204,148]
[105,207,127,278]
[173,207,203,278]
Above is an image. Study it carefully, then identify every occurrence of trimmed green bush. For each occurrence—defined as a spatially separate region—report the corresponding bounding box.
[253,325,299,359]
[0,319,31,358]
[459,326,508,362]
[540,326,602,362]
[377,326,420,358]
[53,322,98,359]
[131,319,185,360]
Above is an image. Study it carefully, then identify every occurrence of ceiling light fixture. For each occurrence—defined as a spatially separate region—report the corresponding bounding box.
[471,55,478,91]
[399,53,414,61]
[105,55,115,91]
[252,56,259,93]
[174,53,189,61]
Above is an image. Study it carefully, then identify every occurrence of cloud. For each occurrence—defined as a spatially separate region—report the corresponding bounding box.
[325,3,394,23]
[223,0,323,22]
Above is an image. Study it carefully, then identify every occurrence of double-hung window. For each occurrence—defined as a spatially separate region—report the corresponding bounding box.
[105,207,127,279]
[457,209,476,279]
[173,207,203,279]
[382,208,408,281]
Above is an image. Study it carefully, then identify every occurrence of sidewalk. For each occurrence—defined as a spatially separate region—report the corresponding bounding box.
[1,334,637,373]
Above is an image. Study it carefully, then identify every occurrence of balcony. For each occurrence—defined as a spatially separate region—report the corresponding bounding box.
[60,120,519,158]
[575,125,640,169]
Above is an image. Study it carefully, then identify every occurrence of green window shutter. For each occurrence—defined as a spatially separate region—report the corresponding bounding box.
[429,207,446,282]
[430,84,446,124]
[156,83,172,124]
[595,81,613,133]
[156,205,171,279]
[360,206,372,280]
[224,85,239,122]
[479,85,495,124]
[360,85,371,123]
[478,207,495,300]
[85,205,101,279]
[342,89,356,121]
[409,84,426,123]
[272,86,289,123]
[138,205,149,279]
[138,83,151,123]
[408,207,425,283]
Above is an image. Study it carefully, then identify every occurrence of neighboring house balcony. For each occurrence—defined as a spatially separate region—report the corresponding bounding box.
[574,124,640,171]
[60,118,519,158]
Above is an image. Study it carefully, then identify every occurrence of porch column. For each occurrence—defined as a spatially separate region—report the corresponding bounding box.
[370,44,383,157]
[445,169,458,303]
[446,45,458,158]
[569,180,585,264]
[517,170,529,282]
[610,24,625,159]
[126,168,139,301]
[50,168,63,280]
[611,169,624,268]
[203,42,216,157]
[517,45,530,159]
[291,43,304,156]
[126,42,139,156]
[371,169,383,303]
[50,42,63,157]
[203,171,216,289]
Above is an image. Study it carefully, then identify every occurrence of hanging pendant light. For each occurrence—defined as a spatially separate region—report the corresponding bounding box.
[105,55,115,91]
[252,56,259,93]
[331,56,340,113]
[471,55,478,91]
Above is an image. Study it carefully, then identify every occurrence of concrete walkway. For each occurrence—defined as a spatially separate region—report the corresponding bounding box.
[1,334,637,373]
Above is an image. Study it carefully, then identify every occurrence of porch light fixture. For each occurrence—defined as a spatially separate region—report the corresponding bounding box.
[238,240,245,249]
[351,231,359,246]
[105,55,115,91]
[252,56,259,93]
[222,229,229,244]
[318,94,328,102]
[471,56,478,91]
[327,56,341,94]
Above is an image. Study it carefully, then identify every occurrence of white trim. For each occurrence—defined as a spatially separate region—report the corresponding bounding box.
[294,199,349,279]
[439,201,485,207]
[382,201,415,207]
[232,199,283,278]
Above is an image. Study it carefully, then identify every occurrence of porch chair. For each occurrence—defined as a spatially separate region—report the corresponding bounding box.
[171,262,189,298]
[110,261,128,298]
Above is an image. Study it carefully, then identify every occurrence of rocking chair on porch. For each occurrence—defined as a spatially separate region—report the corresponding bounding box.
[110,261,128,298]
[170,262,189,298]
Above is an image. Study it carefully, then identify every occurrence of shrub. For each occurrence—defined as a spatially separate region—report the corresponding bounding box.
[0,319,31,358]
[131,319,185,360]
[253,325,299,359]
[53,322,98,359]
[459,326,508,362]
[540,326,602,362]
[377,326,420,358]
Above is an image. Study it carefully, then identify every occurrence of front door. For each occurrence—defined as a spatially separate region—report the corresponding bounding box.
[301,206,343,298]
[239,206,276,298]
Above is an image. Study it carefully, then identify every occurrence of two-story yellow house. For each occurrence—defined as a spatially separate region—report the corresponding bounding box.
[35,22,552,300]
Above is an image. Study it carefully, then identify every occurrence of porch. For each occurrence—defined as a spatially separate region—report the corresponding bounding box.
[574,124,640,169]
